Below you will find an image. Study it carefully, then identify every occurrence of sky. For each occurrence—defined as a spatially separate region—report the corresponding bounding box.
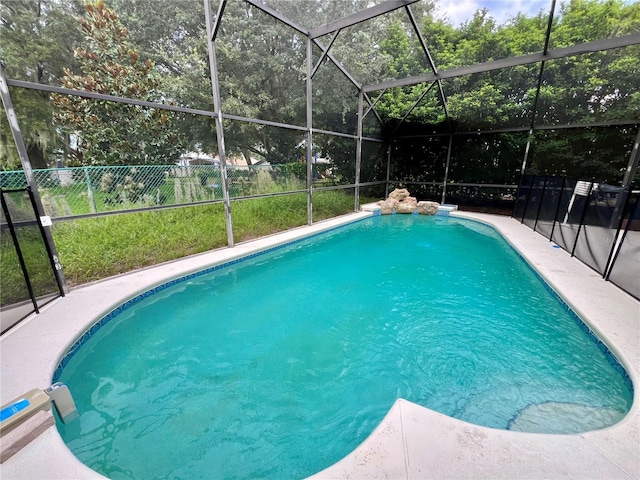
[433,0,553,25]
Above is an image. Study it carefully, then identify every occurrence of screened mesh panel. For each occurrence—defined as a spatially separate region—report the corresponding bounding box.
[1,193,35,331]
[216,1,306,126]
[527,126,638,182]
[549,2,640,49]
[443,65,539,131]
[551,178,585,252]
[513,174,533,221]
[392,182,443,203]
[362,109,384,138]
[445,185,517,213]
[108,0,214,111]
[573,185,629,275]
[448,132,526,185]
[522,175,546,229]
[0,2,82,86]
[324,8,423,87]
[231,193,308,244]
[0,189,60,332]
[390,134,448,186]
[377,83,446,129]
[313,133,356,186]
[50,95,189,168]
[359,184,386,202]
[13,163,227,218]
[7,87,67,171]
[360,141,387,184]
[224,120,305,168]
[261,0,368,31]
[312,187,356,222]
[607,195,640,300]
[312,61,359,135]
[534,176,564,239]
[537,47,640,126]
[430,1,550,70]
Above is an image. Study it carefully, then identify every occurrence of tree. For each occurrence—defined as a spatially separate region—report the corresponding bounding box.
[107,0,216,155]
[52,0,185,166]
[0,0,84,169]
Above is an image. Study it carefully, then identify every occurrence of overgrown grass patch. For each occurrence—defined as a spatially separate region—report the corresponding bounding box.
[50,190,369,286]
[52,203,228,285]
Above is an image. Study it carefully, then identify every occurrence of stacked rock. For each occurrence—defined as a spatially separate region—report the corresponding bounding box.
[377,188,440,215]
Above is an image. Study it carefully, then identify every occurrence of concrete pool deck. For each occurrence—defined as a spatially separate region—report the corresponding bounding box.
[1,211,638,479]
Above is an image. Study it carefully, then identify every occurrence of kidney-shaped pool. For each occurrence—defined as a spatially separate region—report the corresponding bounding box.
[55,215,632,479]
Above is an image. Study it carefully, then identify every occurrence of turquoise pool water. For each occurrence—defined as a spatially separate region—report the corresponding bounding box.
[56,216,632,479]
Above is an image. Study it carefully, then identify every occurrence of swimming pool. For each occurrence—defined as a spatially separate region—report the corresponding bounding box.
[54,215,632,479]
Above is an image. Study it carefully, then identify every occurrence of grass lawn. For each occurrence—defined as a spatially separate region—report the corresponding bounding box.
[49,190,375,286]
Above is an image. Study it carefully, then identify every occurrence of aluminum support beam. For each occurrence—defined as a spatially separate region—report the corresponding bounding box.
[309,0,420,38]
[364,33,640,92]
[243,0,308,35]
[311,31,340,78]
[622,126,640,188]
[222,113,308,132]
[311,38,384,127]
[405,5,451,127]
[385,145,392,198]
[205,0,234,247]
[393,120,639,140]
[0,64,67,294]
[306,37,314,225]
[364,89,387,118]
[355,90,364,211]
[441,134,454,204]
[210,0,227,41]
[391,81,437,135]
[5,78,217,118]
[522,0,556,175]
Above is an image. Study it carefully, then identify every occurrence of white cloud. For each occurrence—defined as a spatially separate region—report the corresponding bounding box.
[434,0,552,26]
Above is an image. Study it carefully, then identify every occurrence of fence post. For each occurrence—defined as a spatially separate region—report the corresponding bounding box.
[84,167,97,213]
[548,176,566,241]
[570,180,595,257]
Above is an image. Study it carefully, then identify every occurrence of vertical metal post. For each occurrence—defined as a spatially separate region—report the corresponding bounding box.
[605,193,637,281]
[385,144,392,199]
[520,176,537,224]
[204,0,234,247]
[603,185,632,279]
[570,180,595,257]
[521,128,534,175]
[608,126,640,229]
[355,90,364,211]
[522,0,555,178]
[548,176,566,241]
[0,63,68,293]
[621,126,640,187]
[512,175,523,219]
[84,166,97,213]
[306,36,314,225]
[533,175,548,232]
[27,187,65,297]
[441,134,454,204]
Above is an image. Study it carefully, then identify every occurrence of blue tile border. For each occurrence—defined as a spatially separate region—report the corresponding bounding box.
[53,214,633,397]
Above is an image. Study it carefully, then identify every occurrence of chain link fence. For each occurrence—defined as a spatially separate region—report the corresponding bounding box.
[0,163,309,219]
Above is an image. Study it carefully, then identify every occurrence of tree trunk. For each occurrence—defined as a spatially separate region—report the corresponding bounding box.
[27,144,47,169]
